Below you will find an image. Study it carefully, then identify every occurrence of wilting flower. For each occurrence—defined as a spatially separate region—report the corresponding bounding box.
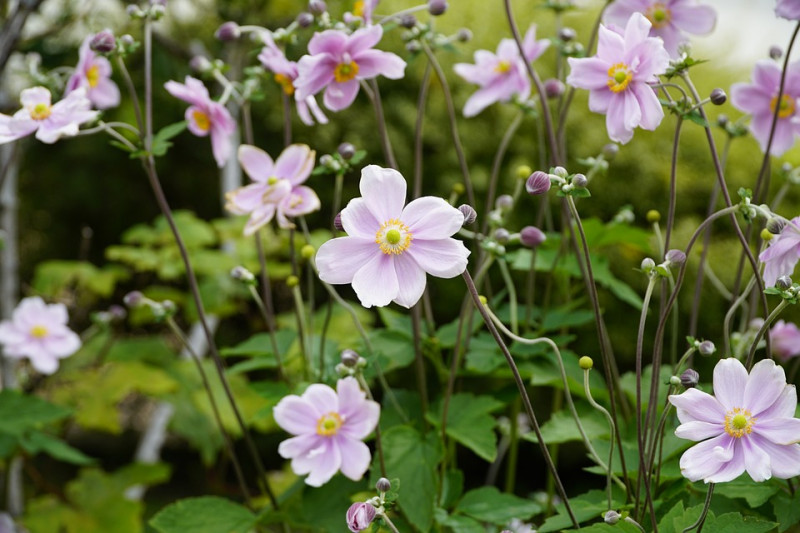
[604,0,717,58]
[346,502,377,532]
[770,320,800,360]
[669,358,800,483]
[731,60,800,155]
[273,377,380,487]
[295,25,406,111]
[759,216,800,287]
[0,87,98,145]
[777,0,800,20]
[225,144,320,234]
[164,76,236,167]
[453,24,550,117]
[0,297,81,374]
[316,165,470,308]
[566,13,670,144]
[258,33,327,126]
[65,33,120,109]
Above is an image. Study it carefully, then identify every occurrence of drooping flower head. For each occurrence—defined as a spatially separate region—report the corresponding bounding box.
[258,33,328,126]
[273,377,380,487]
[731,60,800,155]
[225,144,320,234]
[777,0,800,20]
[295,25,406,112]
[604,0,716,58]
[164,76,236,167]
[0,87,98,145]
[453,24,550,117]
[669,358,800,483]
[566,13,670,144]
[0,297,81,374]
[66,33,121,109]
[759,216,800,287]
[770,320,800,360]
[315,166,470,308]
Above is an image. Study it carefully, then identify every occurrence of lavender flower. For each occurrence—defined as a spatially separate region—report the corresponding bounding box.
[66,33,121,109]
[0,87,98,144]
[770,320,800,360]
[777,0,800,20]
[759,216,800,287]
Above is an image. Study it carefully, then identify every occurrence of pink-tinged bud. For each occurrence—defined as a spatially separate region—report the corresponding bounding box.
[308,0,327,15]
[296,12,314,27]
[665,249,686,265]
[526,171,551,195]
[334,212,344,232]
[189,55,212,73]
[338,142,356,160]
[544,78,565,99]
[493,228,510,244]
[458,204,477,225]
[698,340,716,355]
[709,88,726,106]
[400,14,417,28]
[346,502,376,532]
[376,478,391,492]
[495,194,513,211]
[680,369,699,388]
[520,226,546,248]
[777,275,793,289]
[428,0,448,15]
[558,27,576,42]
[341,349,359,367]
[770,45,783,60]
[215,21,240,42]
[90,30,116,53]
[123,291,144,308]
[572,173,587,187]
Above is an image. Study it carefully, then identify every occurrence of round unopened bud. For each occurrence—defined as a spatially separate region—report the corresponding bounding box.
[646,209,661,223]
[526,171,551,195]
[126,5,145,18]
[572,173,588,187]
[520,226,546,248]
[120,34,135,47]
[641,257,656,271]
[189,55,212,72]
[552,166,569,178]
[716,114,729,127]
[286,275,300,288]
[90,30,116,53]
[162,300,177,314]
[346,502,376,533]
[777,275,793,289]
[665,249,686,265]
[761,228,774,242]
[770,45,783,60]
[558,27,576,42]
[308,0,327,15]
[579,356,593,370]
[428,0,448,15]
[602,143,619,160]
[544,78,565,99]
[604,510,621,525]
[376,478,391,492]
[296,12,314,27]
[123,291,144,308]
[215,22,241,42]
[301,244,315,259]
[452,182,465,195]
[334,212,344,231]
[478,295,488,306]
[406,40,422,53]
[108,305,127,321]
[231,265,255,282]
[400,14,417,28]
[458,204,477,226]
[494,228,510,244]
[516,165,532,180]
[337,142,356,160]
[341,349,359,367]
[698,340,716,355]
[495,194,514,211]
[149,3,166,18]
[669,375,682,386]
[457,28,473,42]
[680,369,700,388]
[709,88,727,106]
[767,217,787,234]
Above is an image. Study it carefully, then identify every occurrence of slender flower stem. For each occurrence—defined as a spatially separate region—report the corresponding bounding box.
[380,513,401,533]
[411,304,429,424]
[504,397,521,493]
[361,80,398,170]
[356,374,387,478]
[291,283,312,379]
[583,368,616,510]
[722,276,757,357]
[746,300,789,368]
[664,117,683,253]
[682,484,715,533]
[247,285,286,381]
[413,62,432,199]
[115,57,145,135]
[254,232,284,378]
[281,92,292,147]
[482,112,524,233]
[497,258,519,335]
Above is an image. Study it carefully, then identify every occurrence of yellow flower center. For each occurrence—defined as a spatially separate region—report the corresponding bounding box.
[87,64,100,88]
[375,218,412,255]
[645,3,672,28]
[770,94,796,119]
[353,0,365,17]
[724,407,756,438]
[29,103,52,121]
[495,60,512,73]
[267,176,280,185]
[316,412,343,436]
[192,109,211,132]
[30,325,48,338]
[334,61,359,83]
[274,73,295,95]
[607,62,633,93]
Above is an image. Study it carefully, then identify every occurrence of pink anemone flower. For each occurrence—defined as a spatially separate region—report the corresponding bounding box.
[0,297,81,374]
[295,25,406,112]
[225,144,320,234]
[669,358,800,483]
[777,0,800,20]
[0,87,98,145]
[731,60,800,156]
[604,0,717,58]
[770,320,800,360]
[66,33,120,109]
[566,13,670,144]
[453,24,550,117]
[759,216,800,287]
[164,76,236,168]
[273,377,380,487]
[315,165,470,308]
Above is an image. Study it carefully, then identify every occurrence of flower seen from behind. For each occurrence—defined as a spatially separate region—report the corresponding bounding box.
[759,215,800,287]
[0,87,98,145]
[0,297,81,374]
[273,377,380,487]
[225,144,320,234]
[66,33,120,109]
[315,165,470,308]
[770,320,800,360]
[669,358,800,483]
[566,13,670,144]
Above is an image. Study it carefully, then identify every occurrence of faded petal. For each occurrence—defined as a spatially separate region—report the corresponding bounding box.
[670,3,716,35]
[275,144,315,184]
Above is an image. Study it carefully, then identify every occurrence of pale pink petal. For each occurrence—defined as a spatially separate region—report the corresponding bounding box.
[323,80,360,111]
[755,439,800,478]
[632,83,664,130]
[521,24,550,62]
[567,57,612,90]
[588,89,614,113]
[756,384,798,419]
[401,197,464,240]
[354,50,406,80]
[359,165,406,222]
[295,55,337,100]
[674,421,724,441]
[670,3,716,35]
[351,253,399,308]
[90,79,121,110]
[302,383,340,416]
[406,238,470,278]
[752,417,800,445]
[278,433,323,459]
[347,24,384,55]
[335,436,372,481]
[308,30,348,56]
[279,186,321,218]
[185,106,210,137]
[742,436,772,482]
[603,0,651,26]
[43,332,80,358]
[596,24,626,64]
[29,353,59,375]
[316,237,379,285]
[669,388,726,424]
[623,13,653,48]
[704,439,746,483]
[210,125,233,168]
[712,358,748,410]
[164,77,209,107]
[605,92,637,144]
[730,83,772,115]
[679,433,735,482]
[744,359,787,415]
[20,87,51,109]
[238,145,275,182]
[338,387,380,440]
[225,183,268,214]
[777,0,800,20]
[274,396,321,435]
[243,204,277,236]
[304,439,341,487]
[392,254,426,308]
[275,144,315,184]
[341,198,381,239]
[454,62,487,85]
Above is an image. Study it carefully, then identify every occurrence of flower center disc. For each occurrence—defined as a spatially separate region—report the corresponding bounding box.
[770,94,796,119]
[724,407,756,438]
[646,3,671,28]
[30,103,52,121]
[30,325,48,338]
[495,60,512,74]
[87,65,100,88]
[274,73,295,95]
[334,61,360,83]
[316,412,343,436]
[192,110,211,131]
[606,63,633,93]
[376,219,412,255]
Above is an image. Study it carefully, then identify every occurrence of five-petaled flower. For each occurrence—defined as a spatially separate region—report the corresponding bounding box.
[669,358,800,483]
[566,13,670,144]
[604,0,716,58]
[453,24,550,117]
[164,76,236,167]
[225,144,320,234]
[273,377,380,487]
[731,60,800,156]
[770,320,800,360]
[66,33,121,109]
[315,165,470,308]
[759,215,800,287]
[0,87,98,145]
[295,25,406,112]
[0,297,81,375]
[777,0,800,20]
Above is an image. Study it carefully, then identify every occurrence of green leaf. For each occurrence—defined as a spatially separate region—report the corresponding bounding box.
[522,407,610,444]
[703,512,777,533]
[426,393,502,462]
[220,330,296,361]
[150,496,257,533]
[0,390,71,436]
[151,121,188,157]
[772,491,800,532]
[20,431,94,465]
[714,478,781,508]
[434,509,484,533]
[440,469,464,510]
[538,489,615,532]
[454,486,541,525]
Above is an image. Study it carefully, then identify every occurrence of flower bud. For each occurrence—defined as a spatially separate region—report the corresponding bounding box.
[334,212,344,232]
[716,114,729,127]
[698,340,715,355]
[641,258,656,272]
[495,194,513,211]
[123,291,144,308]
[341,349,359,367]
[551,166,569,178]
[665,249,686,265]
[126,5,145,18]
[90,30,116,53]
[162,300,177,315]
[406,40,422,53]
[231,265,255,283]
[709,88,727,106]
[520,226,546,248]
[457,28,473,42]
[777,275,793,289]
[338,142,356,160]
[215,22,241,42]
[478,295,488,306]
[458,204,477,226]
[526,171,551,195]
[189,55,212,73]
[646,210,660,223]
[680,369,699,388]
[579,356,593,370]
[767,217,786,234]
[770,45,783,60]
[428,0,448,15]
[308,0,327,15]
[544,78,565,99]
[346,502,376,533]
[494,228,510,244]
[120,34,135,47]
[400,14,417,28]
[149,3,166,18]
[558,27,576,42]
[602,143,619,160]
[572,173,588,188]
[516,165,532,180]
[669,375,682,386]
[376,478,391,492]
[761,228,774,242]
[604,510,621,525]
[108,305,127,321]
[301,244,315,259]
[286,275,300,288]
[297,12,314,27]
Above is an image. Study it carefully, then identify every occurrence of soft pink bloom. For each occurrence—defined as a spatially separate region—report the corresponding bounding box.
[0,297,81,375]
[770,320,800,360]
[164,76,236,167]
[316,165,470,308]
[454,24,550,117]
[669,358,800,483]
[295,25,406,112]
[65,33,120,109]
[566,13,669,144]
[225,144,320,234]
[258,33,327,126]
[731,60,800,156]
[346,502,377,532]
[777,0,800,20]
[0,87,98,145]
[604,0,716,58]
[273,377,380,487]
[759,216,800,287]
